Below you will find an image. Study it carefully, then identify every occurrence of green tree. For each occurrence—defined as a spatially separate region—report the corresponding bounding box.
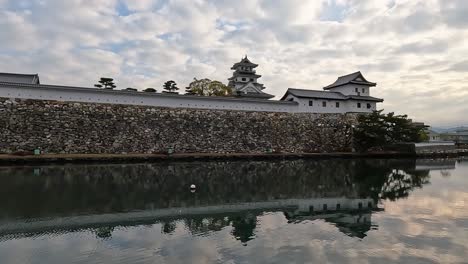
[353,110,427,152]
[94,77,116,89]
[208,80,233,96]
[143,88,157,93]
[163,80,179,93]
[185,78,232,96]
[185,78,211,95]
[185,85,196,95]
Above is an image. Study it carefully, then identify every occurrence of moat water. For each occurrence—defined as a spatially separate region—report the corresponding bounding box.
[0,158,467,264]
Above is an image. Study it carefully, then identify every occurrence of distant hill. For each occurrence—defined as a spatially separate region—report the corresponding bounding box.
[431,126,468,133]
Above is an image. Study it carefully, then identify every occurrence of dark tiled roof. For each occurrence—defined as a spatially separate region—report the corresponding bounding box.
[228,73,262,80]
[323,71,376,90]
[346,95,384,102]
[280,88,384,102]
[0,72,40,84]
[281,88,347,100]
[231,56,258,69]
[237,92,275,99]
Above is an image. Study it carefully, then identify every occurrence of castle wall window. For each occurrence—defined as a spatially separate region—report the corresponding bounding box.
[322,101,327,107]
[357,103,361,108]
[355,88,358,92]
[309,100,313,106]
[336,102,340,108]
[362,88,365,93]
[367,103,371,109]
[242,78,246,81]
[250,78,254,81]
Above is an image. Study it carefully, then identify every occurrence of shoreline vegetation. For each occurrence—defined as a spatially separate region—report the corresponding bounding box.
[0,151,466,165]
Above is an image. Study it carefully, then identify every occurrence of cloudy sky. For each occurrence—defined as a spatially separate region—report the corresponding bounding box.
[0,0,467,126]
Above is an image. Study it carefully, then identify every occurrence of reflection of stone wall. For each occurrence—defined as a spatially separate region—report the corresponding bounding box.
[0,159,431,220]
[0,98,356,154]
[0,160,361,219]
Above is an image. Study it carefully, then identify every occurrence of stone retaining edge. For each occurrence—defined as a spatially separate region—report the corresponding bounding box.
[0,151,465,165]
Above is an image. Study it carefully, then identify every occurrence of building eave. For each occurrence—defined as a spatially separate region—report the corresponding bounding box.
[231,72,262,78]
[231,63,258,70]
[0,72,41,84]
[323,81,377,90]
[237,92,275,99]
[280,88,383,102]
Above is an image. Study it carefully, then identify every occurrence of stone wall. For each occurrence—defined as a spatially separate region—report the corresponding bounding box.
[0,98,357,154]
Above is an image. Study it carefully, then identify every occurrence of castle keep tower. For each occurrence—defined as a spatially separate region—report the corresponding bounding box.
[228,56,274,99]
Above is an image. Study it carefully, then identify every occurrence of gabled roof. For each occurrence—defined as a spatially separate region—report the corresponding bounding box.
[280,88,383,102]
[281,88,347,101]
[237,82,274,99]
[0,72,40,84]
[323,71,376,90]
[231,56,258,69]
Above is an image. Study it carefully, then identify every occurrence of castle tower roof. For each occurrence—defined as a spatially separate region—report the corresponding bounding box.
[323,71,376,90]
[231,56,259,70]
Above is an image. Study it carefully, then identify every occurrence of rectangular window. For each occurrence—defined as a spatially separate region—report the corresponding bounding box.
[309,100,313,106]
[242,78,246,81]
[336,102,340,108]
[355,88,358,92]
[362,88,365,93]
[367,103,371,109]
[357,103,361,108]
[322,101,327,107]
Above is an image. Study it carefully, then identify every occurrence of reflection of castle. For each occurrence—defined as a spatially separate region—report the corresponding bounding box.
[0,158,456,243]
[0,197,377,242]
[284,198,376,238]
[415,159,456,171]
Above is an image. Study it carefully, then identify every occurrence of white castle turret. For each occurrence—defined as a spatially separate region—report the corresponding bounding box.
[228,56,274,99]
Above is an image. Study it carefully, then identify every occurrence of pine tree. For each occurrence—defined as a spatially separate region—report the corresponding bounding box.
[94,77,116,89]
[353,110,428,152]
[163,80,179,93]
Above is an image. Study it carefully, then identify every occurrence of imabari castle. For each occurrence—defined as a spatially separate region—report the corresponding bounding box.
[0,56,383,113]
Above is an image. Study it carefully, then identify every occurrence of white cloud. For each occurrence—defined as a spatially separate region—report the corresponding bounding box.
[0,0,467,126]
[122,0,157,11]
[0,11,39,50]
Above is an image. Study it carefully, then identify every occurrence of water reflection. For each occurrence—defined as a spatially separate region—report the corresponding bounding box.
[0,159,451,244]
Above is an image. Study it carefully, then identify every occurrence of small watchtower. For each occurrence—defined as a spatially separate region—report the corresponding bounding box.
[323,71,376,97]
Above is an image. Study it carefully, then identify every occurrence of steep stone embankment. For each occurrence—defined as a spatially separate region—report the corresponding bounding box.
[0,98,357,154]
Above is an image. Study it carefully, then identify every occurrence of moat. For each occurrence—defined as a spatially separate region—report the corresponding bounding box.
[0,158,467,263]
